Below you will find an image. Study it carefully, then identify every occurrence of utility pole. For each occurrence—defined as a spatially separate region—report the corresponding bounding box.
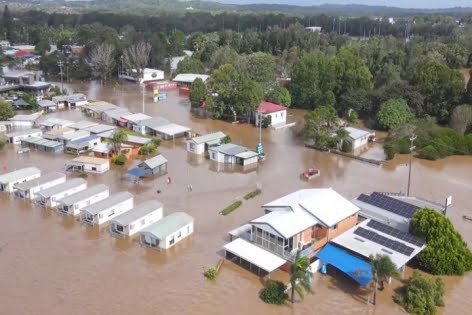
[58,61,64,93]
[142,82,145,114]
[407,135,417,197]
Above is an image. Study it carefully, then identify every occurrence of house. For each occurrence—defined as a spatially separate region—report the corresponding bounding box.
[101,108,132,125]
[65,156,110,174]
[0,40,10,49]
[305,26,322,32]
[11,45,35,53]
[97,131,151,147]
[59,130,90,145]
[52,93,88,108]
[38,100,57,112]
[0,167,41,193]
[21,137,64,153]
[80,192,134,225]
[5,128,43,144]
[56,184,110,216]
[133,117,170,136]
[168,50,193,72]
[13,98,30,110]
[36,178,87,208]
[119,68,164,84]
[84,124,117,135]
[208,143,259,166]
[173,74,210,88]
[344,127,375,150]
[39,118,74,131]
[139,155,168,176]
[255,101,287,127]
[65,135,101,155]
[1,70,50,96]
[0,121,12,133]
[92,143,138,159]
[43,127,75,141]
[69,121,98,131]
[82,101,120,119]
[186,131,226,155]
[8,112,42,128]
[110,200,164,237]
[120,113,152,130]
[140,212,194,250]
[224,188,360,275]
[152,123,191,140]
[14,172,66,200]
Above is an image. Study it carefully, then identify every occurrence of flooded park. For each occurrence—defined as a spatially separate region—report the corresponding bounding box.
[0,81,471,315]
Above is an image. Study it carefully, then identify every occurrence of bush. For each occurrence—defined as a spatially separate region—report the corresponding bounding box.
[220,200,242,216]
[409,208,472,275]
[139,143,158,155]
[112,154,127,165]
[259,280,288,305]
[418,145,440,160]
[341,140,353,153]
[244,189,261,200]
[376,98,413,130]
[261,115,272,128]
[383,142,397,160]
[151,137,162,147]
[204,267,218,281]
[220,135,232,144]
[394,271,445,315]
[0,138,5,150]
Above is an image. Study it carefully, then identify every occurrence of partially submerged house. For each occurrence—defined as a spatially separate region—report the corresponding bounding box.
[208,143,259,166]
[140,212,194,250]
[102,108,132,125]
[57,184,110,216]
[97,131,151,147]
[36,178,87,208]
[138,155,168,176]
[152,123,191,140]
[39,118,74,131]
[5,128,42,144]
[84,124,117,135]
[120,113,152,130]
[0,167,41,193]
[225,188,360,275]
[21,137,64,153]
[110,200,164,237]
[38,99,57,112]
[68,120,98,131]
[82,101,120,119]
[80,192,134,225]
[14,172,66,200]
[59,130,91,145]
[43,127,74,141]
[65,135,101,155]
[13,98,30,110]
[173,73,210,88]
[65,156,110,174]
[52,93,88,109]
[344,127,375,150]
[186,131,226,155]
[8,112,41,128]
[133,117,170,136]
[255,101,287,127]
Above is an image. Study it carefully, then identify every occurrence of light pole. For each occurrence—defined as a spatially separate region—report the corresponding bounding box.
[58,61,64,93]
[407,135,417,197]
[142,82,145,114]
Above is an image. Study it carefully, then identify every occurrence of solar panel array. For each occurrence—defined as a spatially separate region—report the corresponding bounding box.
[354,227,415,256]
[357,192,420,218]
[367,220,425,247]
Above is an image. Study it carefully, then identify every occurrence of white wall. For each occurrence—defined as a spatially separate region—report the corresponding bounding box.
[242,156,259,166]
[255,110,287,127]
[95,198,134,225]
[186,141,205,155]
[9,131,43,144]
[2,173,41,193]
[209,151,235,164]
[14,176,66,200]
[162,222,194,249]
[352,136,369,149]
[114,207,163,236]
[10,121,35,128]
[58,189,110,215]
[82,162,110,174]
[42,183,88,208]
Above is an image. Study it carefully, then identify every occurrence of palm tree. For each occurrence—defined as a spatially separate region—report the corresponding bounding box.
[336,128,349,150]
[289,251,313,303]
[110,130,128,155]
[370,254,399,305]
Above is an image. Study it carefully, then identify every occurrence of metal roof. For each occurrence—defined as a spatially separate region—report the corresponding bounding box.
[92,143,112,154]
[85,124,117,134]
[60,130,90,141]
[52,93,87,103]
[345,127,372,140]
[81,192,133,215]
[173,73,209,83]
[8,112,41,122]
[70,135,100,145]
[141,155,168,169]
[189,131,226,145]
[69,121,98,130]
[208,143,248,156]
[43,127,74,139]
[5,128,42,137]
[14,172,65,191]
[111,200,163,226]
[58,184,109,206]
[153,123,190,136]
[13,98,29,107]
[84,102,119,113]
[37,178,87,198]
[120,113,152,123]
[0,167,41,184]
[38,100,56,107]
[139,117,170,129]
[235,151,259,159]
[98,131,151,145]
[70,156,109,166]
[21,137,63,148]
[141,212,193,240]
[103,108,133,120]
[39,118,74,127]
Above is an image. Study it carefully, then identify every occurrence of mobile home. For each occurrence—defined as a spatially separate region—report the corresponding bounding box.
[186,131,226,155]
[21,137,64,153]
[80,192,134,225]
[110,200,163,237]
[14,172,66,199]
[39,118,74,131]
[60,130,90,145]
[36,178,87,208]
[0,167,41,193]
[65,156,110,174]
[5,128,43,144]
[208,143,259,166]
[140,212,194,250]
[57,184,109,216]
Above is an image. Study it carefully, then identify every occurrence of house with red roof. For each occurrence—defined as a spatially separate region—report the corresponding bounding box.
[255,101,287,127]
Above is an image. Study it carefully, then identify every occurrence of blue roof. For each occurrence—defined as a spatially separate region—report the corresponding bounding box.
[316,243,373,287]
[71,135,100,144]
[127,168,151,177]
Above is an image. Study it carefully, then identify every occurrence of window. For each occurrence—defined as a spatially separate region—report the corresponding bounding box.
[178,231,182,238]
[116,225,124,232]
[281,112,284,117]
[92,167,97,171]
[169,237,175,246]
[187,226,190,233]
[330,224,338,231]
[108,209,115,217]
[211,152,216,160]
[140,219,145,226]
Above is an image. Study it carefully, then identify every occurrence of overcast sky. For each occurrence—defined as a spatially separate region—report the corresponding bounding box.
[216,0,472,9]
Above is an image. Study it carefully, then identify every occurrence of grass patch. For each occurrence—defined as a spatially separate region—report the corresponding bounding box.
[244,189,262,200]
[220,200,242,216]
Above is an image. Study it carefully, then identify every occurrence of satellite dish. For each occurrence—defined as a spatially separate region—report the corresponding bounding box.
[151,72,157,78]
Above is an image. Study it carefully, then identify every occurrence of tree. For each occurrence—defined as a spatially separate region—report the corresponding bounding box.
[409,208,472,275]
[394,271,445,315]
[0,99,15,120]
[450,105,472,134]
[123,41,151,80]
[289,251,313,303]
[376,98,413,130]
[237,52,276,93]
[175,57,205,75]
[259,280,288,305]
[189,78,207,108]
[109,130,128,154]
[304,106,339,148]
[168,30,185,56]
[234,76,263,120]
[89,43,116,82]
[336,128,349,151]
[2,5,14,42]
[209,46,239,71]
[370,254,399,305]
[265,85,291,107]
[466,69,472,103]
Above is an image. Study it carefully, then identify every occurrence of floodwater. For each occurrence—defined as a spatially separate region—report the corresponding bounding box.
[0,81,471,315]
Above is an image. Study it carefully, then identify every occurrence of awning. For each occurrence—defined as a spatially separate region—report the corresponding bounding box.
[127,168,151,177]
[316,243,373,287]
[224,238,286,273]
[117,118,128,123]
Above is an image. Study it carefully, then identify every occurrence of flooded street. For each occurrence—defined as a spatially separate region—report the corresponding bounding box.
[0,81,471,315]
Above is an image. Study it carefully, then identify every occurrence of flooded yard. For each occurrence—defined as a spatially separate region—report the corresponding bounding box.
[0,81,471,315]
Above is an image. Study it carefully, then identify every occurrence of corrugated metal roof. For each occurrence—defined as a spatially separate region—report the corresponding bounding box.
[173,73,209,83]
[38,100,56,107]
[14,172,65,190]
[22,137,64,148]
[139,117,170,129]
[69,121,98,130]
[81,192,133,215]
[61,130,90,141]
[5,128,42,137]
[85,124,117,134]
[189,131,226,145]
[111,200,163,226]
[153,123,190,136]
[120,113,152,123]
[85,102,119,113]
[36,178,86,198]
[40,118,74,127]
[58,184,108,205]
[141,212,193,239]
[142,155,168,169]
[70,156,109,166]
[103,109,133,120]
[209,143,248,156]
[9,112,41,122]
[0,167,41,184]
[345,127,372,140]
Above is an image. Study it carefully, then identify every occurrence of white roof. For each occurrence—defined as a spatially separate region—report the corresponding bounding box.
[14,172,65,191]
[61,130,90,141]
[85,124,117,134]
[189,131,226,145]
[81,192,133,215]
[224,238,286,273]
[120,113,152,123]
[154,123,190,136]
[103,108,133,120]
[235,151,259,159]
[92,143,112,154]
[251,209,318,239]
[70,156,109,166]
[37,178,87,198]
[332,219,425,268]
[58,184,108,206]
[5,128,42,137]
[9,112,41,122]
[69,121,98,130]
[173,73,210,84]
[345,127,372,140]
[40,118,74,127]
[0,167,41,184]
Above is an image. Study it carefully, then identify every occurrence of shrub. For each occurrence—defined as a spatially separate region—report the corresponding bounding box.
[139,143,158,155]
[341,140,353,153]
[244,189,262,200]
[220,135,232,144]
[409,208,472,275]
[151,137,162,147]
[394,271,445,315]
[0,138,5,150]
[383,142,397,160]
[220,200,242,216]
[418,145,440,160]
[204,267,218,281]
[112,154,127,165]
[376,98,413,130]
[261,115,272,128]
[259,280,288,305]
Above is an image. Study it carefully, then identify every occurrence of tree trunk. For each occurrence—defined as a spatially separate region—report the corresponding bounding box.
[291,285,295,303]
[373,280,377,305]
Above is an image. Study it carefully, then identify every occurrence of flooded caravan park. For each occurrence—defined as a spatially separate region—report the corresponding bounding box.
[0,81,471,315]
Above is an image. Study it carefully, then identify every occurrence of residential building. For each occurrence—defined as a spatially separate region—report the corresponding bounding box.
[110,200,164,237]
[140,212,194,250]
[65,156,110,174]
[52,93,88,109]
[151,123,190,140]
[84,124,117,135]
[21,137,64,153]
[65,135,101,155]
[120,113,152,130]
[38,100,57,112]
[5,128,43,144]
[80,192,134,225]
[186,131,226,155]
[173,74,210,87]
[57,184,110,216]
[97,131,151,147]
[101,108,132,125]
[138,155,168,176]
[0,167,41,193]
[36,178,87,208]
[59,130,90,145]
[344,127,375,150]
[82,101,120,119]
[13,98,30,110]
[133,117,170,136]
[68,121,98,131]
[43,127,75,141]
[39,118,74,131]
[208,143,259,166]
[255,101,287,127]
[8,113,41,128]
[305,26,322,32]
[14,172,66,200]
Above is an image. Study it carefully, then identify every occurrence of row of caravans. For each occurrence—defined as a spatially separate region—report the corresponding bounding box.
[0,167,194,249]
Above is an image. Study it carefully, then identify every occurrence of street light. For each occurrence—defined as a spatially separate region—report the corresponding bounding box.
[407,135,417,197]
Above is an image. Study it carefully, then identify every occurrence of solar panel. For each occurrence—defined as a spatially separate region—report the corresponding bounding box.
[366,220,425,247]
[354,227,415,256]
[357,192,420,219]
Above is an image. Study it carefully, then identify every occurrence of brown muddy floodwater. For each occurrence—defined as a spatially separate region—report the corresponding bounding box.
[0,81,471,315]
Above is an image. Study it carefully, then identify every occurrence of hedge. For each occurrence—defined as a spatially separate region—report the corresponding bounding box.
[220,200,242,216]
[244,189,262,200]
